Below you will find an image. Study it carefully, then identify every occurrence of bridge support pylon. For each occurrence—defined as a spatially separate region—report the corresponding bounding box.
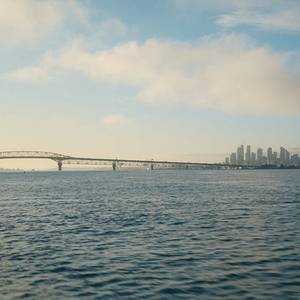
[112,161,117,171]
[150,162,154,171]
[58,161,62,171]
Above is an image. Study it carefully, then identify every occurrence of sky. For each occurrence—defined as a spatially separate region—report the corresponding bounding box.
[0,0,300,169]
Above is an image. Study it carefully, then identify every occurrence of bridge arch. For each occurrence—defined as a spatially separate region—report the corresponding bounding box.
[0,150,238,171]
[0,151,70,171]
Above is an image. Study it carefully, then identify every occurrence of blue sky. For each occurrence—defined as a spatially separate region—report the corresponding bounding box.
[0,0,300,169]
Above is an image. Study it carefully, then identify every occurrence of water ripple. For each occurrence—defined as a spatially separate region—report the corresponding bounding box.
[0,170,300,299]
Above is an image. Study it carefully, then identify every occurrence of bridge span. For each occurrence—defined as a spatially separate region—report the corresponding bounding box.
[0,151,241,171]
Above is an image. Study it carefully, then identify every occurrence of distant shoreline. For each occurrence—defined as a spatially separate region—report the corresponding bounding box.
[1,167,300,173]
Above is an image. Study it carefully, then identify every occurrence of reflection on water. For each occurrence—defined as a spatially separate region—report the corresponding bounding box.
[0,170,300,299]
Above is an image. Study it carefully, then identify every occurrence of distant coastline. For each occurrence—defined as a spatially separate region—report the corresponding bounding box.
[0,168,25,173]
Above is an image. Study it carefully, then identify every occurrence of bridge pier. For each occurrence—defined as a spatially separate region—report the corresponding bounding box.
[0,151,240,171]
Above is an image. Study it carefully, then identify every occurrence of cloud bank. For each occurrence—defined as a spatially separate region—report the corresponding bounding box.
[175,0,300,32]
[174,0,297,11]
[0,0,85,44]
[217,8,300,32]
[5,35,300,116]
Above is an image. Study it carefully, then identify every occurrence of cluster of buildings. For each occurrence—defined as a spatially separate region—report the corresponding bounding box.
[225,145,300,167]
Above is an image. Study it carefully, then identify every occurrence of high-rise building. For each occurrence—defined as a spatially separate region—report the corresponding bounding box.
[251,152,256,166]
[225,157,230,164]
[280,147,285,165]
[230,153,237,165]
[286,149,290,166]
[273,152,278,165]
[237,145,244,165]
[267,147,273,165]
[257,148,263,165]
[291,154,299,166]
[224,145,295,168]
[246,145,251,165]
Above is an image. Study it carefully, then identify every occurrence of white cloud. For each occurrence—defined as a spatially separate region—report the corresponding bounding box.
[5,35,300,116]
[0,0,86,44]
[5,66,49,82]
[102,114,130,126]
[175,0,300,32]
[173,0,277,11]
[217,9,300,32]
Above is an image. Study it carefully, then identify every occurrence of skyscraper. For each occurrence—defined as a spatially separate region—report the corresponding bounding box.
[246,145,251,165]
[257,148,263,165]
[291,154,299,166]
[280,147,285,165]
[237,145,244,165]
[267,147,273,165]
[230,153,237,165]
[286,149,290,166]
[251,152,256,166]
[273,152,278,165]
[224,145,294,168]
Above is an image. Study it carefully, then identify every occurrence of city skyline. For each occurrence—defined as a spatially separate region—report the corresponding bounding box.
[0,0,300,169]
[225,145,300,167]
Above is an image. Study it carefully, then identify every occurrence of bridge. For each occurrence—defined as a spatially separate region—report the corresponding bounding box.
[0,151,241,171]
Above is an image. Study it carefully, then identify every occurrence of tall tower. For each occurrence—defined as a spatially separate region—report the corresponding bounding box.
[237,145,244,165]
[230,153,237,165]
[273,152,278,165]
[246,145,251,165]
[267,147,273,165]
[257,148,263,165]
[280,147,285,165]
[285,149,290,166]
[251,152,256,166]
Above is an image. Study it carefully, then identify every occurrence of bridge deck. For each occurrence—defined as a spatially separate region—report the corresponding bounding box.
[0,151,246,169]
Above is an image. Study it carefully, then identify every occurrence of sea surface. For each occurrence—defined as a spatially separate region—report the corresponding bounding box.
[0,170,300,299]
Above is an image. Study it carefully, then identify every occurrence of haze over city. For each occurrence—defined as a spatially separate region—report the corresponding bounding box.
[1,0,300,170]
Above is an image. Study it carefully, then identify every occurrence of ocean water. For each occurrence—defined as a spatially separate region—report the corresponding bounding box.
[0,170,300,299]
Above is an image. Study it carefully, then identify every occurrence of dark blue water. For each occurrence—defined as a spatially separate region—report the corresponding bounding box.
[1,170,300,299]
